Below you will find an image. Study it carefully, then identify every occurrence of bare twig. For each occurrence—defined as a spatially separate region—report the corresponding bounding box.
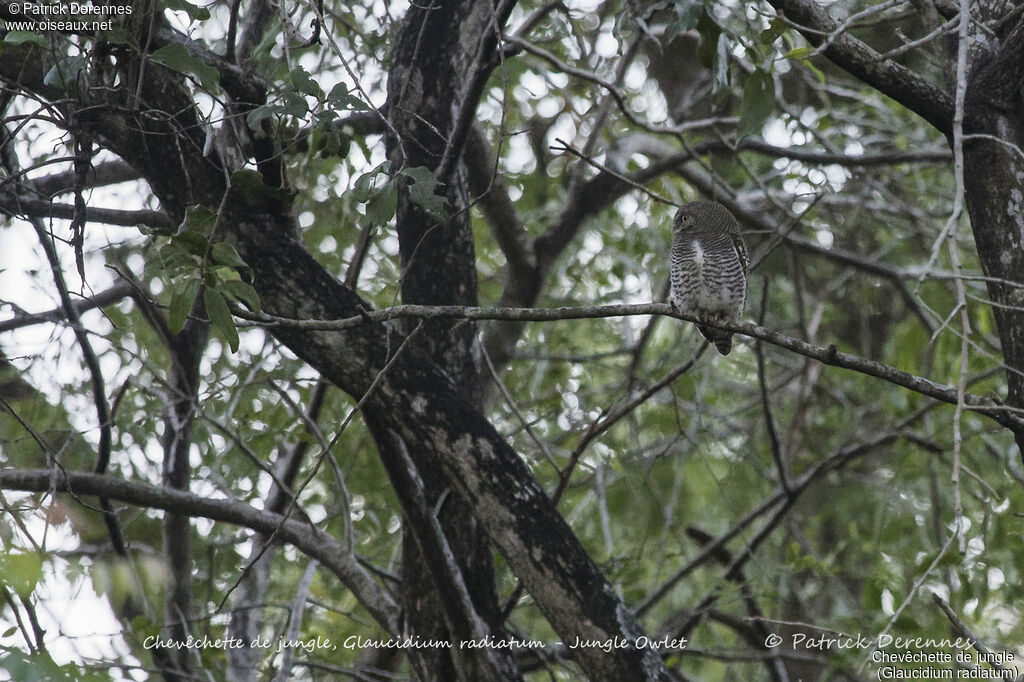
[932,595,1015,675]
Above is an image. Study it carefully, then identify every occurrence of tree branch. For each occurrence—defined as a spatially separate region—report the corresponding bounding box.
[766,0,954,135]
[0,468,401,633]
[0,187,174,231]
[465,123,533,275]
[232,302,1024,434]
[0,282,134,333]
[29,159,140,197]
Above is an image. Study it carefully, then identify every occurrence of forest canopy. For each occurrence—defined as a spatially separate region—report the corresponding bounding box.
[1,0,1023,680]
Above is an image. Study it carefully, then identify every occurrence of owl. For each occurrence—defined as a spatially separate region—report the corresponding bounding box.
[669,201,750,355]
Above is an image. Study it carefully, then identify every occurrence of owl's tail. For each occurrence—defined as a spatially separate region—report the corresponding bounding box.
[697,325,733,355]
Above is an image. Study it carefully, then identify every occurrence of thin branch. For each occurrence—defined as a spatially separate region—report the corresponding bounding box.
[755,287,789,495]
[271,559,320,682]
[932,595,1015,675]
[30,159,140,197]
[858,530,959,674]
[0,190,174,231]
[551,138,675,206]
[26,215,126,561]
[875,15,959,61]
[728,138,950,166]
[464,123,533,274]
[229,301,1023,434]
[809,0,910,58]
[946,0,972,548]
[0,282,134,333]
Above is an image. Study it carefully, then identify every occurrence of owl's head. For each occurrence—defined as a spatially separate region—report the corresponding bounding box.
[672,200,737,237]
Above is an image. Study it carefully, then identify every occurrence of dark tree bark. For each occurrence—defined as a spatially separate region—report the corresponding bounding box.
[383,0,512,677]
[962,16,1024,456]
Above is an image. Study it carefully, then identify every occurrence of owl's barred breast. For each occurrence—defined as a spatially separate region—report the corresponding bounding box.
[669,233,746,318]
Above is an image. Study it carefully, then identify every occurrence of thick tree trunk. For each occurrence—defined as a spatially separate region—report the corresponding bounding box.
[383,0,512,679]
[962,17,1024,457]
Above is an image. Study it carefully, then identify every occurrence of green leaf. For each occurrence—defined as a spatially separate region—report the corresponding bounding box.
[211,266,241,283]
[737,69,775,138]
[210,242,247,269]
[101,28,136,47]
[316,128,351,159]
[180,205,217,236]
[148,44,219,90]
[800,57,826,84]
[3,32,47,48]
[665,0,703,40]
[168,279,201,333]
[290,66,323,98]
[223,280,261,312]
[171,229,210,257]
[759,17,787,45]
[785,46,813,60]
[401,166,448,220]
[328,83,350,101]
[696,10,722,70]
[203,288,239,352]
[158,244,198,271]
[712,33,729,95]
[0,551,43,598]
[327,83,368,111]
[43,57,88,89]
[246,105,276,128]
[281,91,310,117]
[365,181,397,226]
[352,162,389,203]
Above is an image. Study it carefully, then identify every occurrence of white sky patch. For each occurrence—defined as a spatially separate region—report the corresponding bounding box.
[537,94,562,119]
[519,70,548,99]
[988,567,1005,591]
[547,71,569,90]
[567,0,603,18]
[595,32,619,59]
[582,231,604,259]
[823,164,849,188]
[616,195,640,221]
[318,235,338,254]
[505,133,535,174]
[547,115,579,154]
[881,588,895,615]
[625,62,647,91]
[762,119,790,146]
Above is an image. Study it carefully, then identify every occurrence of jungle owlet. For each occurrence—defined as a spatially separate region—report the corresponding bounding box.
[669,201,749,355]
